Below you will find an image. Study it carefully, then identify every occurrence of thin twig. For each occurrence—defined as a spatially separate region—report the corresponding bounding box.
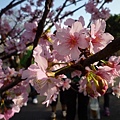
[0,0,26,18]
[45,4,85,31]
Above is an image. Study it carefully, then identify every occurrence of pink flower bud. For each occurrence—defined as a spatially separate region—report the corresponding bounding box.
[86,75,108,97]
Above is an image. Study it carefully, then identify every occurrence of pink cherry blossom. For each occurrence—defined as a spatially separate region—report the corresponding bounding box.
[13,92,28,107]
[0,103,20,120]
[0,114,4,120]
[100,8,110,20]
[22,46,63,106]
[89,19,114,54]
[78,76,87,96]
[42,88,59,107]
[0,19,11,36]
[107,56,120,77]
[96,56,120,85]
[54,21,89,60]
[112,82,120,98]
[61,78,71,91]
[64,18,75,27]
[95,66,115,85]
[79,67,108,97]
[22,21,38,42]
[16,41,26,52]
[3,109,15,120]
[52,50,71,62]
[21,4,32,13]
[78,16,85,27]
[30,74,61,106]
[91,9,101,20]
[4,40,16,54]
[91,7,110,20]
[85,0,98,14]
[64,16,85,27]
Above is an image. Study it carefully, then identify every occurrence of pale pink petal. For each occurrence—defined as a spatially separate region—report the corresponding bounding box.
[70,21,83,34]
[94,19,106,34]
[12,106,20,113]
[24,22,37,31]
[36,69,47,79]
[64,18,75,27]
[0,114,4,119]
[56,43,70,56]
[78,16,85,26]
[91,24,96,38]
[70,47,80,60]
[77,34,89,49]
[33,45,48,71]
[101,33,114,44]
[21,69,31,79]
[4,109,15,120]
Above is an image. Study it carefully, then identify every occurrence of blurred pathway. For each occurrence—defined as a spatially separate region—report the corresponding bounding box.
[10,94,120,120]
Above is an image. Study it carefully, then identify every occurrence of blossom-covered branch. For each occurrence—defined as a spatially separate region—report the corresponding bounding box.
[55,37,120,76]
[83,37,120,67]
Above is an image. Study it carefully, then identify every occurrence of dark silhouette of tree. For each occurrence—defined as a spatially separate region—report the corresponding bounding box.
[106,14,120,38]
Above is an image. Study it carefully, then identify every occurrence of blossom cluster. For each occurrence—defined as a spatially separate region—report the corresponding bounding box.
[22,16,120,107]
[85,0,110,20]
[0,60,28,120]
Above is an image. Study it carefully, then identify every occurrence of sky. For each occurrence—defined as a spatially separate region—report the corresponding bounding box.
[54,0,120,27]
[0,0,120,14]
[0,0,120,25]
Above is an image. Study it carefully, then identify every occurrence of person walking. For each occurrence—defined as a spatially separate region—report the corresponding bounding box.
[50,89,67,119]
[66,83,89,120]
[103,89,111,116]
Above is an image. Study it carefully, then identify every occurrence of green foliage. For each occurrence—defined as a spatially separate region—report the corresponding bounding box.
[106,14,120,38]
[20,50,32,68]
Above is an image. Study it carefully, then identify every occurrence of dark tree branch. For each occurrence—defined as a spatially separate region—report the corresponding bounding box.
[25,0,53,68]
[65,0,82,7]
[33,0,53,49]
[0,76,22,94]
[59,4,85,20]
[54,0,68,22]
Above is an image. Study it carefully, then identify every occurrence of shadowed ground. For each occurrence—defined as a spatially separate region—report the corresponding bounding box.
[10,67,120,120]
[10,94,120,120]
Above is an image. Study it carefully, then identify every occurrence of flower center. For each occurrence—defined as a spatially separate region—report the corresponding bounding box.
[67,35,78,48]
[92,35,102,44]
[32,28,37,33]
